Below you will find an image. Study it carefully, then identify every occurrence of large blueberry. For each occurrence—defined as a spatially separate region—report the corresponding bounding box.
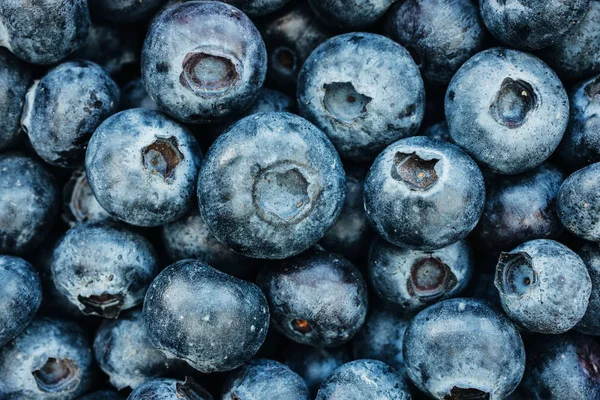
[364,136,485,250]
[0,48,31,151]
[575,242,600,335]
[557,163,600,240]
[308,0,394,30]
[62,168,112,228]
[128,378,213,400]
[219,0,293,17]
[298,32,425,161]
[198,112,345,259]
[86,109,202,227]
[90,0,169,22]
[142,1,267,123]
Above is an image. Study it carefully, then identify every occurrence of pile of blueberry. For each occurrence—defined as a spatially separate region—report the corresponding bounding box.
[1,0,600,399]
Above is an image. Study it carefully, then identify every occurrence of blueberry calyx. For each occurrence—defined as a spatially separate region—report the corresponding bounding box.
[32,358,81,394]
[407,257,457,301]
[323,81,372,124]
[175,376,212,400]
[489,78,537,128]
[273,46,297,72]
[584,76,600,99]
[179,49,241,98]
[142,137,184,180]
[391,152,440,191]
[578,343,600,381]
[443,386,490,400]
[495,251,537,297]
[77,292,125,318]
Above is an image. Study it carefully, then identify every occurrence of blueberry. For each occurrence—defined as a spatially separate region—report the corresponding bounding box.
[142,259,269,373]
[120,78,160,111]
[62,168,113,228]
[0,256,42,347]
[316,359,411,400]
[368,237,474,313]
[51,222,159,319]
[0,317,95,399]
[198,112,345,259]
[128,378,213,400]
[575,242,600,335]
[0,0,91,64]
[446,48,569,175]
[557,163,600,240]
[298,32,425,161]
[403,298,525,399]
[384,0,486,86]
[22,60,120,168]
[284,343,350,395]
[257,249,368,347]
[308,0,394,30]
[218,0,293,17]
[78,390,123,400]
[0,153,59,255]
[421,120,452,143]
[480,0,590,51]
[142,1,267,123]
[474,162,565,253]
[90,0,169,23]
[86,109,202,227]
[0,48,31,151]
[364,136,485,250]
[222,358,310,400]
[495,239,591,334]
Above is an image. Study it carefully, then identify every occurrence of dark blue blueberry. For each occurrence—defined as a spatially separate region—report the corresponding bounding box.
[62,168,113,228]
[0,153,59,255]
[22,60,120,168]
[219,0,293,17]
[421,120,452,143]
[0,48,31,151]
[120,78,160,111]
[0,0,91,64]
[368,237,474,313]
[308,0,394,30]
[257,249,368,347]
[128,378,213,400]
[480,0,590,51]
[384,0,486,85]
[446,48,569,175]
[576,242,600,335]
[89,0,169,22]
[86,109,202,227]
[142,259,269,373]
[78,390,123,400]
[364,136,485,250]
[198,112,345,259]
[298,32,425,161]
[403,298,525,399]
[222,359,310,400]
[0,256,42,347]
[316,359,411,400]
[0,317,95,399]
[495,239,591,334]
[142,1,267,123]
[51,222,159,319]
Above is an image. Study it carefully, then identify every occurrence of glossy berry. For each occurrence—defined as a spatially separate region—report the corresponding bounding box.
[308,0,394,30]
[575,242,600,335]
[128,378,213,400]
[62,168,112,228]
[0,48,31,151]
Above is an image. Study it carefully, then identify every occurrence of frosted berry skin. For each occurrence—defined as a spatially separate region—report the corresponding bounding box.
[446,48,569,175]
[128,378,213,400]
[219,0,293,17]
[142,1,267,124]
[308,0,394,30]
[0,48,31,151]
[575,242,600,335]
[89,0,169,23]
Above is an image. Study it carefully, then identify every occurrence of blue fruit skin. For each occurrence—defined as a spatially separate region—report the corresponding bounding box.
[364,136,485,250]
[421,121,452,143]
[222,359,310,400]
[0,256,42,347]
[120,79,160,111]
[78,390,123,400]
[89,0,169,23]
[480,0,589,51]
[142,260,270,373]
[403,298,525,399]
[0,48,31,151]
[51,222,159,319]
[316,359,411,400]
[22,60,120,168]
[257,249,368,347]
[557,163,600,240]
[62,168,113,228]
[446,48,569,175]
[86,109,203,227]
[0,153,59,255]
[298,32,425,161]
[142,1,267,124]
[285,343,350,395]
[516,333,600,399]
[219,0,293,17]
[198,112,345,259]
[0,317,95,399]
[384,0,486,85]
[128,378,213,400]
[308,0,393,30]
[575,242,600,335]
[0,0,91,65]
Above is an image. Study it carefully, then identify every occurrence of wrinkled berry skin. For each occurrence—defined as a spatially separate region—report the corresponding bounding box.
[0,256,42,347]
[368,237,474,313]
[446,48,569,175]
[575,242,600,335]
[0,317,95,399]
[298,32,425,161]
[143,260,269,373]
[384,0,486,85]
[22,60,120,168]
[495,239,591,334]
[79,390,123,400]
[86,109,202,227]
[90,0,168,23]
[516,333,600,399]
[316,359,411,400]
[0,153,59,255]
[128,378,213,400]
[257,249,368,347]
[364,136,485,250]
[199,112,345,259]
[309,0,393,30]
[219,0,292,17]
[51,222,159,319]
[62,168,112,228]
[557,163,600,240]
[0,0,91,65]
[223,359,310,400]
[0,48,30,151]
[475,163,565,254]
[480,0,589,51]
[142,2,267,123]
[404,298,525,399]
[120,79,160,111]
